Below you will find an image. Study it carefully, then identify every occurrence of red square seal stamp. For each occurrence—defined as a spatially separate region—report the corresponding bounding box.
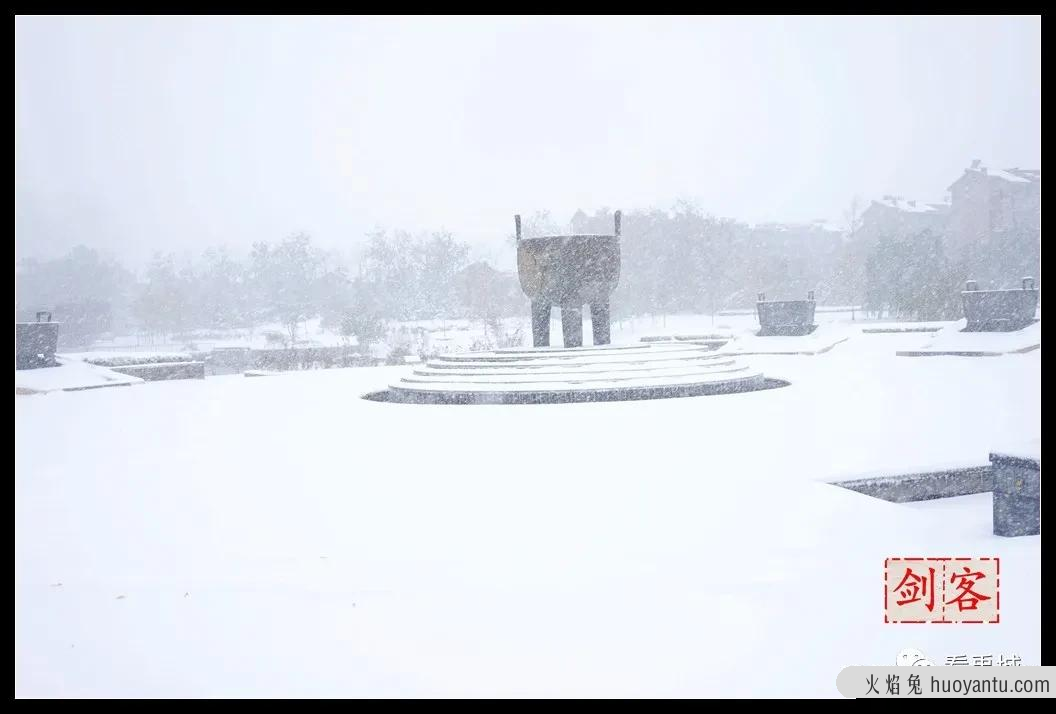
[885,557,1000,623]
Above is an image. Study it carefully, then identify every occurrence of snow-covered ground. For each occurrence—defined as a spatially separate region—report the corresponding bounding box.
[15,322,1041,696]
[69,309,914,361]
[715,322,851,355]
[85,319,357,353]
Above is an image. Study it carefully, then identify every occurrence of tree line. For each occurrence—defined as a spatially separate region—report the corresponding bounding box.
[14,230,527,350]
[15,201,1039,349]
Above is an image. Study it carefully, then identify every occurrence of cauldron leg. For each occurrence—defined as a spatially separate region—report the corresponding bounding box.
[561,305,583,348]
[590,301,611,345]
[531,301,552,347]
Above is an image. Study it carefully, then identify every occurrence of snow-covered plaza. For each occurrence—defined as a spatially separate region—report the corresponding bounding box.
[15,317,1040,697]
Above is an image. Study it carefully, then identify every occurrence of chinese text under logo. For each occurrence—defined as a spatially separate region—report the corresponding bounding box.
[885,558,999,624]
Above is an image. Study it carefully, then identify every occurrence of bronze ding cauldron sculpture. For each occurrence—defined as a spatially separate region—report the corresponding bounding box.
[515,211,622,348]
[755,291,817,336]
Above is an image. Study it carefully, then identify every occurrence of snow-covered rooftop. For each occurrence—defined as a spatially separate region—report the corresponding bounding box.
[970,166,1033,183]
[952,164,1040,188]
[751,220,844,233]
[873,196,949,214]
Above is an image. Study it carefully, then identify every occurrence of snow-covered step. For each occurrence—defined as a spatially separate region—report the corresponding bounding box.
[372,342,785,404]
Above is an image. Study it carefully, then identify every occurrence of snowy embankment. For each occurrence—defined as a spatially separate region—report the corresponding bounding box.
[14,358,143,394]
[895,319,1041,356]
[717,322,851,355]
[15,330,1040,696]
[631,324,850,356]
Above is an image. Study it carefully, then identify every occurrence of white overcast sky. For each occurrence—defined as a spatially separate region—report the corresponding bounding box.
[15,15,1041,270]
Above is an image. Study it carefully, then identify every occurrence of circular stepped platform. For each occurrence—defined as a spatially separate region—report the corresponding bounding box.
[365,343,786,405]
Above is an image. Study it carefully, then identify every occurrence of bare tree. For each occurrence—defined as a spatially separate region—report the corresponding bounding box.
[842,195,864,240]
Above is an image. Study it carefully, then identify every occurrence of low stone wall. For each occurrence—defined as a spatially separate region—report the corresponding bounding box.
[202,346,375,375]
[835,466,993,503]
[110,361,205,381]
[834,456,1040,539]
[861,327,942,334]
[250,347,374,372]
[86,353,192,368]
[962,279,1039,332]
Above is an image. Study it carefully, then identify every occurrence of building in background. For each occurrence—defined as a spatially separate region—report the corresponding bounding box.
[858,195,950,245]
[945,161,1041,287]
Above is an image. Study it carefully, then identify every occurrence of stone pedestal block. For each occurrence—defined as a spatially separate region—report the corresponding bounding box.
[991,452,1040,537]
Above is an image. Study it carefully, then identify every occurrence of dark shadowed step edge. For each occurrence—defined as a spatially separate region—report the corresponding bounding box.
[833,465,993,503]
[363,376,789,405]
